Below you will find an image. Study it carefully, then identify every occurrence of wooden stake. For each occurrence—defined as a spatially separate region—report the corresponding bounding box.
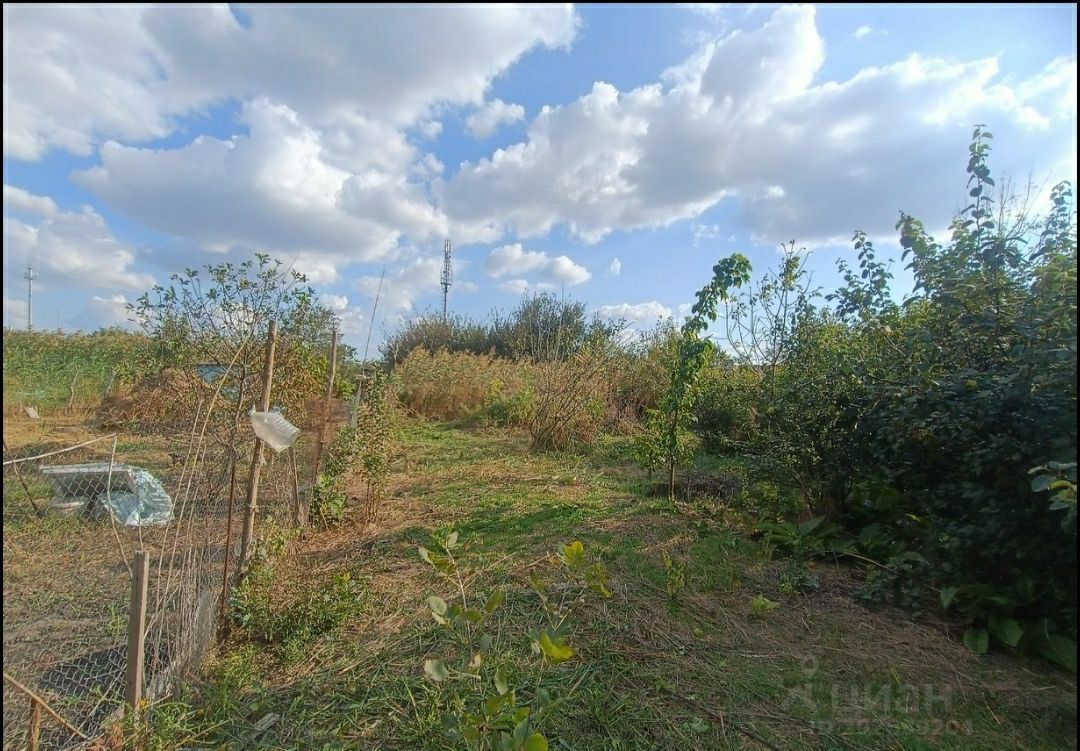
[3,673,88,741]
[2,438,42,516]
[239,320,277,571]
[28,695,41,751]
[124,550,149,713]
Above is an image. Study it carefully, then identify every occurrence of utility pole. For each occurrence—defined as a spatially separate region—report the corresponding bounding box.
[23,265,37,331]
[440,238,452,322]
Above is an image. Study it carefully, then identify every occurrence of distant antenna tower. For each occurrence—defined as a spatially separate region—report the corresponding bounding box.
[440,238,453,321]
[23,264,37,331]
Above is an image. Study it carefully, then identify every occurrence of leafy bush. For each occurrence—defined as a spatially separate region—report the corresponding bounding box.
[231,532,363,660]
[754,517,850,560]
[383,293,618,366]
[313,376,396,523]
[835,130,1078,655]
[528,344,617,451]
[418,530,610,750]
[130,254,340,430]
[854,551,930,612]
[671,130,1077,661]
[662,551,687,606]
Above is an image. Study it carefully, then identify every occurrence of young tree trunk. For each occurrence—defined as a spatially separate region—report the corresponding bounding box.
[667,459,676,503]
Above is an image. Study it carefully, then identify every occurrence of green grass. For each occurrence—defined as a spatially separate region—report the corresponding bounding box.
[131,416,1076,750]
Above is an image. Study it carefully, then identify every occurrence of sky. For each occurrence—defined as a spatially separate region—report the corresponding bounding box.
[2,3,1076,349]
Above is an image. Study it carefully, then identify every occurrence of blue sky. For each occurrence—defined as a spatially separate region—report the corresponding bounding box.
[3,4,1076,347]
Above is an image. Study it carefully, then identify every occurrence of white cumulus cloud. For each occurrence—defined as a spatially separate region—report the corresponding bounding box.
[466,99,526,138]
[596,301,673,322]
[484,243,591,286]
[4,4,580,159]
[442,5,1077,246]
[3,184,154,291]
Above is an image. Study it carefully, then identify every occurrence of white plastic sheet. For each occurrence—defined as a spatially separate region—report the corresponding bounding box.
[105,469,174,526]
[249,409,301,452]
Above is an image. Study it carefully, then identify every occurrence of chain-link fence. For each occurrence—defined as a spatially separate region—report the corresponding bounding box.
[3,381,327,749]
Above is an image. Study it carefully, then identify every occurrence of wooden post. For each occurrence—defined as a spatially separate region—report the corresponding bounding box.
[3,438,42,516]
[28,696,41,751]
[239,320,277,571]
[313,327,339,480]
[125,550,149,712]
[3,672,88,741]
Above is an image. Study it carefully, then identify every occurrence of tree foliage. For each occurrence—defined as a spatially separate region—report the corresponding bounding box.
[130,254,342,426]
[689,127,1076,662]
[636,254,751,500]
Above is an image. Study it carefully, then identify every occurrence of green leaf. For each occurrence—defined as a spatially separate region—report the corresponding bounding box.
[751,595,779,618]
[586,564,612,598]
[524,733,549,751]
[560,540,586,569]
[1031,474,1054,493]
[479,633,494,653]
[939,587,958,610]
[513,718,530,745]
[963,628,989,655]
[445,531,459,549]
[539,632,576,662]
[419,546,455,576]
[485,694,511,717]
[494,668,510,696]
[485,589,506,613]
[461,609,485,623]
[424,659,450,681]
[427,595,448,616]
[1035,632,1077,672]
[529,571,547,594]
[536,688,551,708]
[988,616,1024,648]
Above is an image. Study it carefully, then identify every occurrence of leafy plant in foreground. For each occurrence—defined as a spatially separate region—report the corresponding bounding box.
[1030,461,1077,534]
[418,530,610,750]
[662,551,687,607]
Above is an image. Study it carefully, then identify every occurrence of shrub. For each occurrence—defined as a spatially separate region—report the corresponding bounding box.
[395,349,532,422]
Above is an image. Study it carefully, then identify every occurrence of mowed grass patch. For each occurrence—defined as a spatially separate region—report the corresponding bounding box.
[137,416,1076,751]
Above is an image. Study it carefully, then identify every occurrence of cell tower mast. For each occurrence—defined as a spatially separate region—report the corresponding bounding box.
[24,264,37,331]
[440,238,453,322]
